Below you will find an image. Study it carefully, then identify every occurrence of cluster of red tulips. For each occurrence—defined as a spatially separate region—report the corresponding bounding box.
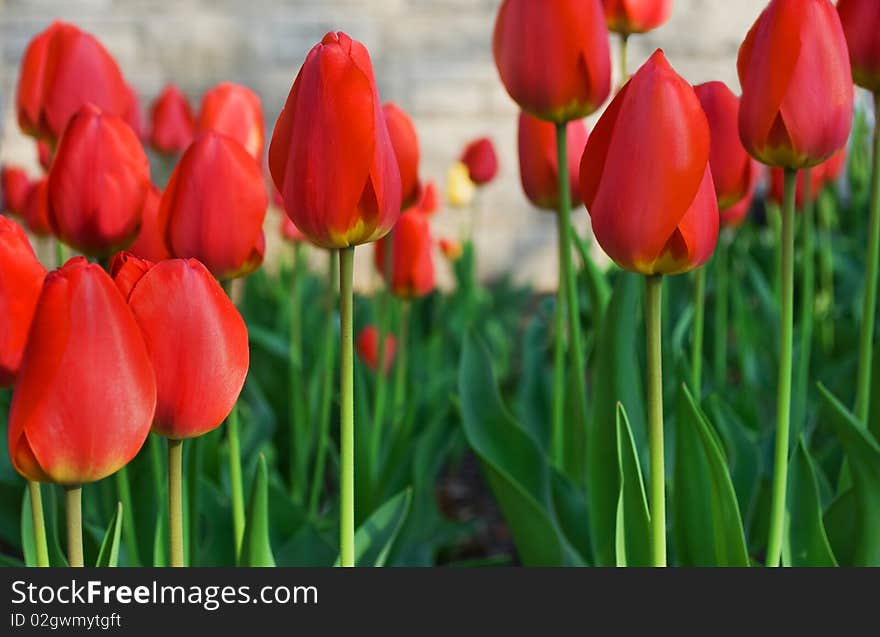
[2,0,880,568]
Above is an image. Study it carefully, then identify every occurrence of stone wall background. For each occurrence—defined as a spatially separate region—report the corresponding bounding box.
[0,0,768,289]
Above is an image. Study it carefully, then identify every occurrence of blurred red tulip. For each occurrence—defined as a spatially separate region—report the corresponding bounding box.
[269,32,402,249]
[281,215,306,243]
[414,181,440,216]
[737,0,853,169]
[357,326,396,376]
[517,112,587,210]
[768,149,847,208]
[48,104,150,256]
[123,83,144,140]
[602,0,673,35]
[159,132,267,280]
[384,102,421,208]
[374,211,435,298]
[720,163,760,229]
[0,216,47,387]
[22,178,52,237]
[580,50,718,275]
[460,137,499,186]
[2,166,32,216]
[493,0,611,122]
[111,254,249,439]
[822,148,847,185]
[36,141,52,171]
[837,0,880,93]
[8,257,155,484]
[439,237,463,262]
[197,82,264,160]
[128,185,171,262]
[149,84,194,154]
[16,21,130,142]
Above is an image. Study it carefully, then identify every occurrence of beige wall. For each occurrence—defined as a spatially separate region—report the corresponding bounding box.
[0,0,769,289]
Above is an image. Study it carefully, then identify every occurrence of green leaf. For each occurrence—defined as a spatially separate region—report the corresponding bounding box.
[95,502,123,567]
[335,488,412,567]
[20,486,36,567]
[587,272,646,566]
[783,439,837,566]
[238,454,276,567]
[818,384,880,565]
[673,384,750,566]
[152,506,167,567]
[614,403,651,567]
[823,488,857,566]
[870,339,880,441]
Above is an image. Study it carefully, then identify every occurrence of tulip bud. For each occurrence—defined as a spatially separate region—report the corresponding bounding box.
[2,166,32,216]
[837,0,880,93]
[439,237,463,262]
[414,181,440,216]
[602,0,673,35]
[357,326,396,376]
[518,112,587,211]
[460,137,499,186]
[8,257,156,484]
[383,102,421,209]
[493,0,611,122]
[269,32,402,249]
[159,132,267,280]
[123,83,144,141]
[149,84,195,155]
[128,186,171,262]
[48,104,150,256]
[281,215,307,243]
[111,254,249,440]
[22,178,52,237]
[0,216,47,387]
[768,150,846,208]
[580,50,718,276]
[36,141,52,172]
[446,162,476,209]
[197,82,264,160]
[720,164,761,229]
[16,21,130,142]
[374,211,436,298]
[737,0,853,169]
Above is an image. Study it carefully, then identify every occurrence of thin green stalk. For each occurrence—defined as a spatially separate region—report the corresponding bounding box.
[221,280,245,557]
[714,237,729,387]
[28,481,49,567]
[55,239,65,268]
[115,466,141,566]
[817,191,836,352]
[148,433,163,504]
[645,274,666,567]
[691,267,706,399]
[65,485,83,567]
[766,168,797,567]
[370,234,394,472]
[794,170,816,435]
[168,439,184,567]
[619,34,630,87]
[854,92,880,425]
[392,301,411,428]
[552,227,566,469]
[289,244,307,500]
[338,246,356,568]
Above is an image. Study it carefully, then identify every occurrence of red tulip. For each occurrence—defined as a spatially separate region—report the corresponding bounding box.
[8,257,156,484]
[111,254,249,440]
[158,132,267,280]
[123,83,144,141]
[439,237,463,262]
[737,0,853,169]
[128,186,171,262]
[22,178,52,237]
[269,32,402,249]
[16,21,130,142]
[720,163,760,229]
[822,148,847,185]
[2,166,32,216]
[0,216,47,387]
[197,82,264,160]
[281,215,306,243]
[383,103,421,208]
[414,181,440,216]
[493,0,611,122]
[837,0,880,93]
[602,0,673,35]
[357,326,396,376]
[150,84,194,154]
[36,141,52,171]
[460,137,499,186]
[518,112,587,210]
[374,211,435,298]
[580,50,718,275]
[48,104,150,256]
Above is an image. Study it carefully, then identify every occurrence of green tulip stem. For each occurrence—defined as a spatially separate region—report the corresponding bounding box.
[766,167,797,567]
[817,192,836,351]
[552,225,566,469]
[713,235,729,387]
[855,92,880,425]
[619,34,630,87]
[691,267,706,400]
[645,274,666,567]
[371,234,394,471]
[28,481,49,567]
[392,300,411,429]
[794,169,815,434]
[221,280,246,558]
[168,439,184,567]
[339,246,356,568]
[289,243,307,500]
[115,466,140,566]
[64,485,83,567]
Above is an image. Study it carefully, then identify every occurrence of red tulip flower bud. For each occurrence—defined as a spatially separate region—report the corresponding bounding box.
[123,83,144,141]
[2,166,32,216]
[768,149,846,208]
[48,104,150,256]
[149,84,195,154]
[493,0,611,123]
[281,215,306,243]
[374,211,436,298]
[16,21,130,142]
[518,112,587,210]
[197,82,264,160]
[720,162,761,229]
[269,32,402,249]
[159,133,266,280]
[737,0,853,169]
[821,148,847,185]
[111,254,249,440]
[439,237,463,262]
[414,181,440,216]
[8,257,156,484]
[22,178,52,237]
[460,137,499,186]
[357,326,396,376]
[580,50,718,276]
[602,0,673,35]
[837,0,880,93]
[36,141,52,172]
[383,102,421,209]
[128,186,171,262]
[0,216,47,387]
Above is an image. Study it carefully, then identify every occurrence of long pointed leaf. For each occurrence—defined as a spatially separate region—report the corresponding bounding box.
[238,455,276,567]
[614,403,651,566]
[95,502,123,567]
[783,439,837,566]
